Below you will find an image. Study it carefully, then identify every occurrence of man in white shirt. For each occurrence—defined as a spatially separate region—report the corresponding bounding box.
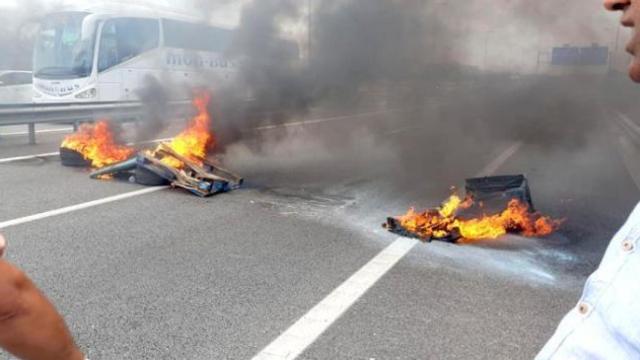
[537,0,640,358]
[0,234,85,360]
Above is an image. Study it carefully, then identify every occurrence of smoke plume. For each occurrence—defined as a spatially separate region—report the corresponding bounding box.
[0,1,57,70]
[207,0,636,219]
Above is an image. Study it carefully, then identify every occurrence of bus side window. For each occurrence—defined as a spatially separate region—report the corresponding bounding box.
[98,18,159,72]
[98,21,118,72]
[163,19,231,53]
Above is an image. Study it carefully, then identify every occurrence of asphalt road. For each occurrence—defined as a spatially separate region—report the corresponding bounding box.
[0,92,638,359]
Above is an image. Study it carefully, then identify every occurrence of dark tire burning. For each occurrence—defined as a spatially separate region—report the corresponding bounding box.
[60,148,91,167]
[134,166,170,186]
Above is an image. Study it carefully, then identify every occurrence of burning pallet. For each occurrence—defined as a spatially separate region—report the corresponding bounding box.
[89,143,243,197]
[58,92,243,197]
[384,175,561,243]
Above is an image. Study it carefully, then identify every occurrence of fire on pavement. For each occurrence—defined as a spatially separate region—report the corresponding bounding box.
[384,175,563,244]
[59,91,243,197]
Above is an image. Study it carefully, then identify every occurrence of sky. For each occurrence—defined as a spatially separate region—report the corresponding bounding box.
[0,0,178,7]
[449,0,627,72]
[0,0,247,26]
[0,0,630,73]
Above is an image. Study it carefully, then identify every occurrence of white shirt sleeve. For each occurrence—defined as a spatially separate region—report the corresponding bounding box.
[537,202,640,359]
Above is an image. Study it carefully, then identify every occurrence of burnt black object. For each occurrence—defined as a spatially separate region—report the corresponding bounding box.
[133,165,171,186]
[383,217,462,243]
[87,157,170,186]
[465,175,534,212]
[60,148,91,167]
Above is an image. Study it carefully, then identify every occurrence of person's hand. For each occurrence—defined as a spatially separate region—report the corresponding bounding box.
[0,234,5,258]
[0,232,85,360]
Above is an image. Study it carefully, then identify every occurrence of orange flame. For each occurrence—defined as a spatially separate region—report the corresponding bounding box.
[152,91,215,168]
[396,195,562,241]
[61,120,134,168]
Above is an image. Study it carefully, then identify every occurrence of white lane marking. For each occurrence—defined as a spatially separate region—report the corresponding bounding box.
[0,128,74,136]
[251,238,418,360]
[0,110,402,163]
[253,109,402,131]
[252,140,522,360]
[0,187,167,230]
[474,141,523,178]
[0,137,173,164]
[1,110,401,163]
[0,152,60,164]
[615,111,640,139]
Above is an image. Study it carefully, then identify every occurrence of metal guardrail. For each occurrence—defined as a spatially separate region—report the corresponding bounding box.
[0,101,193,144]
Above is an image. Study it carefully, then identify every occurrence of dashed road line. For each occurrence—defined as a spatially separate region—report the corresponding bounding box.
[474,141,523,178]
[251,141,523,360]
[615,111,640,139]
[0,127,74,136]
[0,187,168,230]
[0,110,400,163]
[253,109,403,131]
[1,109,404,164]
[251,237,418,360]
[0,152,60,164]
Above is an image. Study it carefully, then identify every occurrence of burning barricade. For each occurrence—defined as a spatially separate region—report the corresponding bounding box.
[384,175,562,243]
[60,120,134,168]
[59,92,243,197]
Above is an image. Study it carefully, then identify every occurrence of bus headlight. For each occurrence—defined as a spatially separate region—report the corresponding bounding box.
[75,88,97,99]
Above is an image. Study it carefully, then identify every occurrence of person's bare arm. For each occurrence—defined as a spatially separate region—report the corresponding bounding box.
[0,234,84,360]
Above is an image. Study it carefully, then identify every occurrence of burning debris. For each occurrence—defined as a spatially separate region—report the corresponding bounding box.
[149,92,214,169]
[60,121,134,168]
[384,175,562,243]
[59,91,243,197]
[90,143,243,197]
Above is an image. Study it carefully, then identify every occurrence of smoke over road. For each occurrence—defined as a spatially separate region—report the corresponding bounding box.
[0,0,634,285]
[106,0,634,284]
[213,0,617,190]
[1,0,632,214]
[208,1,640,281]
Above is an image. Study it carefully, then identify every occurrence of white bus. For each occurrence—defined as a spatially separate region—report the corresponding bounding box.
[32,3,238,103]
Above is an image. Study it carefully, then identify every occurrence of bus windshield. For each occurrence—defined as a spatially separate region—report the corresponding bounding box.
[34,12,96,79]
